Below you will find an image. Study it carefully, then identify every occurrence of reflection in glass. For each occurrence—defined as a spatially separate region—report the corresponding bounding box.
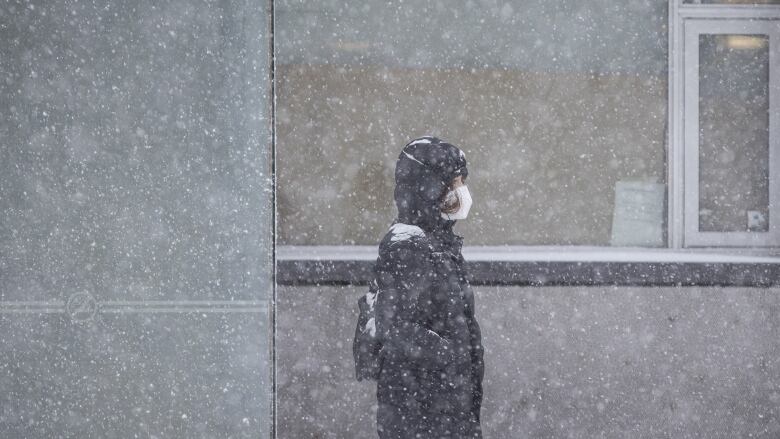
[698,34,769,232]
[276,0,669,246]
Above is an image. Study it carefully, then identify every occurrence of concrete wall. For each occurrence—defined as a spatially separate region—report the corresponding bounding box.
[0,1,273,437]
[278,285,780,438]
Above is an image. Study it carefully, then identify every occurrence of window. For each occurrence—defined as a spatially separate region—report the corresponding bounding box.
[276,0,669,247]
[276,0,780,264]
[669,0,780,247]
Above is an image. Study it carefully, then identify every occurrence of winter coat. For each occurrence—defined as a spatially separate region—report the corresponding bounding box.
[369,136,483,438]
[374,221,484,439]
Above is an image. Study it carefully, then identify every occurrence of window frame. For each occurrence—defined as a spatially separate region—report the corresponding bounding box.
[275,245,780,286]
[668,0,780,248]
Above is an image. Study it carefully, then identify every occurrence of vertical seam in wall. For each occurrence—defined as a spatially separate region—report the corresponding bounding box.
[269,0,277,436]
[668,0,674,248]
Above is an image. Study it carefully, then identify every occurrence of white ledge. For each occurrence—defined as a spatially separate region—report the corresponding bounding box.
[276,245,780,264]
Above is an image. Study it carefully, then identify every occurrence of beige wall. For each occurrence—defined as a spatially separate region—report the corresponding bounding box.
[277,64,667,245]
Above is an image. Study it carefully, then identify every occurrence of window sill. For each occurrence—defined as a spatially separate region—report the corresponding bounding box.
[276,246,780,287]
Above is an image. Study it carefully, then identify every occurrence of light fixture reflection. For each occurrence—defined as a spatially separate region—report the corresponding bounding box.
[724,35,768,50]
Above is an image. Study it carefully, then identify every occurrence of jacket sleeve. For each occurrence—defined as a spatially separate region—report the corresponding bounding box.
[457,254,485,418]
[374,238,454,369]
[468,302,485,418]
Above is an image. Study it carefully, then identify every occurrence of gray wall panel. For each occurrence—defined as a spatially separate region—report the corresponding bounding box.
[0,0,272,303]
[0,313,269,438]
[278,285,780,438]
[1,0,272,437]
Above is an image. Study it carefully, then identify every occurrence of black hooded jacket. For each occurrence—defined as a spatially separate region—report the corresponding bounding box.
[373,137,484,438]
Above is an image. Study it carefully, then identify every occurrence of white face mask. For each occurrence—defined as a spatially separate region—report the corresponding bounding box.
[440,185,473,220]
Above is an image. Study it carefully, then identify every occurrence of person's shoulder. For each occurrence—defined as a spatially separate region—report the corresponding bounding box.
[378,223,434,259]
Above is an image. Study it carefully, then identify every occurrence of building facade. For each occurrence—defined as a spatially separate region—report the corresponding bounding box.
[1,0,779,438]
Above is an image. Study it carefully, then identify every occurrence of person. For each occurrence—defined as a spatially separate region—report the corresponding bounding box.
[373,136,484,438]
